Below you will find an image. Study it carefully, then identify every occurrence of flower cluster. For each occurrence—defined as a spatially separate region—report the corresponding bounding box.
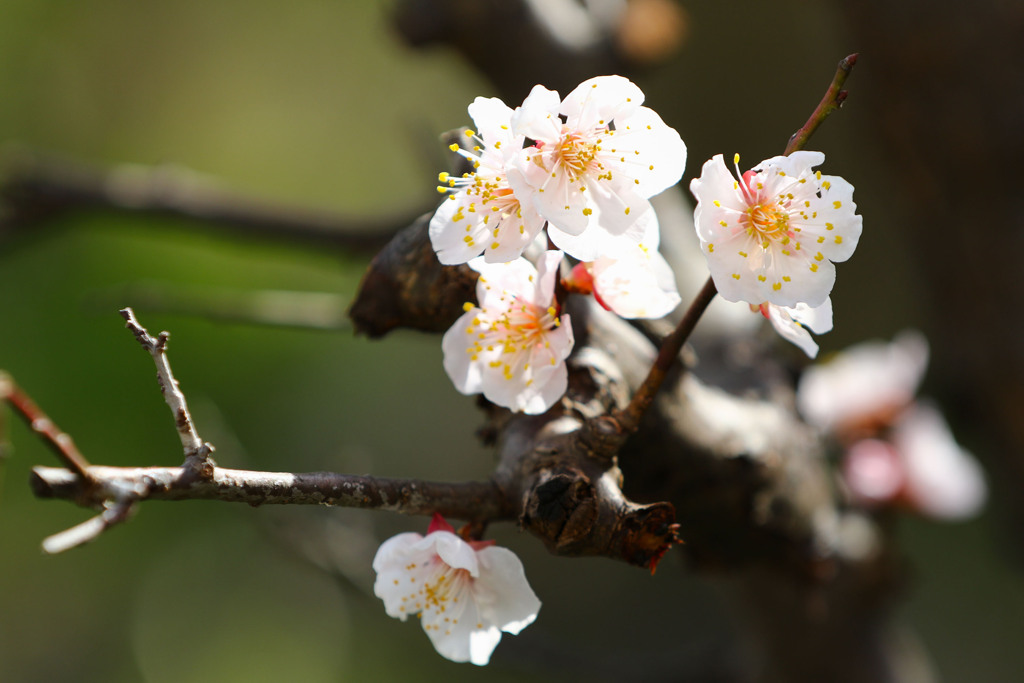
[378,70,895,668]
[373,514,541,665]
[690,151,862,356]
[377,76,689,666]
[431,75,686,415]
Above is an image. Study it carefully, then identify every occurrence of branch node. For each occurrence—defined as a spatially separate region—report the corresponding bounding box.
[184,442,217,479]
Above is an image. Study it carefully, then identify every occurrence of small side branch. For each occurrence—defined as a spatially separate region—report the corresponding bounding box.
[32,465,512,521]
[41,501,136,554]
[785,53,859,156]
[119,307,215,477]
[0,372,94,482]
[612,276,717,435]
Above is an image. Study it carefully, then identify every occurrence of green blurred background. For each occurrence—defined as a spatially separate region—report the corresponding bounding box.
[1,1,1022,681]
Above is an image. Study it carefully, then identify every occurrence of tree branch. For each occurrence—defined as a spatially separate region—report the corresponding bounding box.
[0,372,94,482]
[0,149,421,253]
[31,465,511,520]
[612,275,717,435]
[120,307,215,477]
[785,53,859,156]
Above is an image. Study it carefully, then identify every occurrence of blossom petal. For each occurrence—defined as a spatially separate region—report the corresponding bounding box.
[789,298,833,334]
[471,257,542,307]
[442,309,487,395]
[468,97,517,155]
[842,439,906,505]
[607,106,687,198]
[586,178,653,236]
[531,165,589,236]
[766,299,833,358]
[560,75,644,131]
[533,249,564,306]
[591,245,680,319]
[896,403,987,520]
[797,331,930,431]
[764,247,837,309]
[431,531,482,576]
[752,150,825,178]
[511,84,562,140]
[429,194,492,265]
[474,545,542,635]
[546,194,651,261]
[372,533,437,621]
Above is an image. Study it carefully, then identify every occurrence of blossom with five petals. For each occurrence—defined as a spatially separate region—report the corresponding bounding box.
[442,251,574,414]
[510,75,687,261]
[690,151,861,308]
[373,514,541,665]
[429,97,546,265]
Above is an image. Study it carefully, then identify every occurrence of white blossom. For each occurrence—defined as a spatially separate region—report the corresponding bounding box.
[510,75,687,261]
[442,251,573,414]
[429,97,546,265]
[690,151,862,308]
[373,514,541,665]
[566,211,681,319]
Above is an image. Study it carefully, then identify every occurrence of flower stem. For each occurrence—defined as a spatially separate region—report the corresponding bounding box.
[784,53,859,156]
[613,54,859,436]
[615,276,717,433]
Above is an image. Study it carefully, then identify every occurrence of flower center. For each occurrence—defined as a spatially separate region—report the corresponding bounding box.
[479,183,519,214]
[742,202,791,242]
[557,130,600,178]
[464,296,561,380]
[422,564,471,616]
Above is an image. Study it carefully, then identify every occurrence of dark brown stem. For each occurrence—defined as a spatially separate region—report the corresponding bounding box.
[0,373,94,481]
[31,465,513,521]
[0,150,419,253]
[614,276,717,433]
[785,53,859,156]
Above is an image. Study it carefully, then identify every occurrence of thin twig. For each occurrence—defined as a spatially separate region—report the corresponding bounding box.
[32,465,512,521]
[607,53,861,438]
[0,371,94,481]
[119,307,215,477]
[785,53,859,156]
[614,277,718,434]
[41,501,136,554]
